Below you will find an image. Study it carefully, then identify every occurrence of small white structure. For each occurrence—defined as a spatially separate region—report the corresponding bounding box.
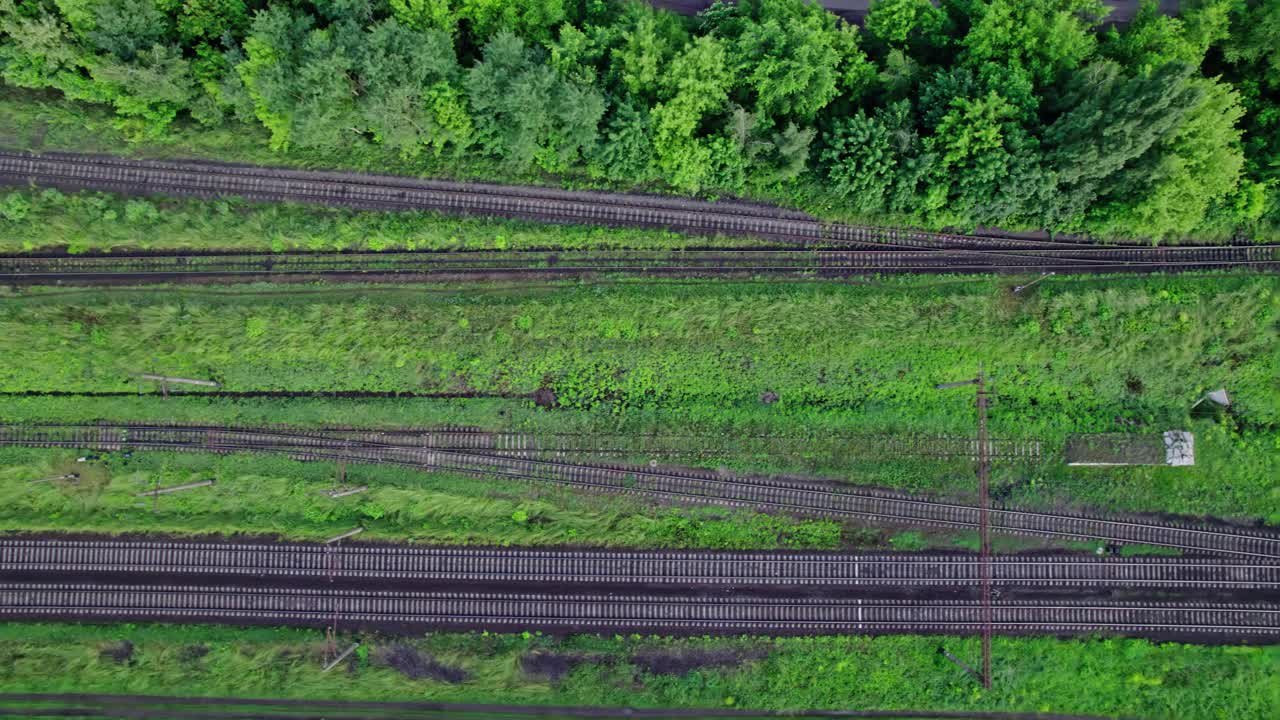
[1163,431,1195,466]
[1065,431,1195,466]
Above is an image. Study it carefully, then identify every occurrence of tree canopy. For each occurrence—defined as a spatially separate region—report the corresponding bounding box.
[0,0,1275,239]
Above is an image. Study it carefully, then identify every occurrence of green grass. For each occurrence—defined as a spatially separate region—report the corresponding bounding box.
[2,274,1274,425]
[0,623,1275,718]
[0,447,848,550]
[0,272,1275,521]
[0,187,770,254]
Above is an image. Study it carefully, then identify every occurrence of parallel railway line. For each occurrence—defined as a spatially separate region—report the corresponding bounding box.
[0,422,1046,461]
[2,151,1276,279]
[2,246,1276,282]
[203,424,1045,461]
[1,582,1275,636]
[4,424,1277,558]
[0,150,1054,250]
[4,539,1277,588]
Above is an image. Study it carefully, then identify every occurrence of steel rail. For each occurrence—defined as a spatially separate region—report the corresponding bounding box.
[1,150,1083,250]
[0,150,1204,253]
[0,421,1047,461]
[1,583,1275,636]
[3,539,1278,588]
[1,248,1276,282]
[4,424,1278,558]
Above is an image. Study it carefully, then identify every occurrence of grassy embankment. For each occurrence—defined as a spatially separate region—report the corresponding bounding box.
[0,273,1275,548]
[0,623,1275,719]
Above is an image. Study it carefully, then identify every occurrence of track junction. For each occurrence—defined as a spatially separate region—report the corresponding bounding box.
[3,423,1278,559]
[1,150,1276,281]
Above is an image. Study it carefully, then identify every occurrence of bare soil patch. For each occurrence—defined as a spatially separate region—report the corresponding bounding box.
[372,644,466,683]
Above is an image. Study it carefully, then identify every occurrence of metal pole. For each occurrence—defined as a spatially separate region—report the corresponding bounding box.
[136,374,221,387]
[939,647,984,685]
[976,364,992,690]
[137,479,215,497]
[322,642,360,673]
[324,526,364,544]
[328,485,368,499]
[1013,272,1054,294]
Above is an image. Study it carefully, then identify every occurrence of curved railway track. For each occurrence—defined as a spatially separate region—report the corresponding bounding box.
[1,246,1276,282]
[4,539,1277,588]
[2,150,1271,268]
[0,150,1066,250]
[149,423,1044,461]
[4,424,1278,558]
[1,582,1275,636]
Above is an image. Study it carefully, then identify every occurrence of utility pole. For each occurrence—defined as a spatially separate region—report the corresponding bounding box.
[936,364,992,690]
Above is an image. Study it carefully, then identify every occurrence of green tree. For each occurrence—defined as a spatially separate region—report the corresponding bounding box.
[312,0,374,24]
[650,34,737,192]
[1091,79,1246,238]
[918,62,1038,128]
[358,19,471,157]
[875,48,920,100]
[924,90,1019,219]
[820,110,898,212]
[708,0,873,121]
[546,22,601,85]
[387,0,456,34]
[176,0,250,44]
[0,0,85,89]
[466,31,604,171]
[236,6,359,151]
[1219,1,1280,230]
[85,0,171,61]
[962,0,1108,87]
[458,0,569,44]
[589,102,659,184]
[604,1,688,101]
[89,43,197,136]
[1223,0,1280,83]
[863,0,946,55]
[725,104,814,186]
[1043,62,1206,226]
[1102,0,1233,69]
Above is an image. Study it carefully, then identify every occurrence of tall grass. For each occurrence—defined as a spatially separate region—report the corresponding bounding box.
[0,622,1275,718]
[0,188,763,254]
[0,448,845,550]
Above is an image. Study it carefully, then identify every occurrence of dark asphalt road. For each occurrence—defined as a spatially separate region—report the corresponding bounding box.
[650,0,1180,25]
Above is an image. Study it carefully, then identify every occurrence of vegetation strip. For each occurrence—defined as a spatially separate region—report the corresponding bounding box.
[3,424,1277,557]
[0,694,1129,720]
[2,623,1274,718]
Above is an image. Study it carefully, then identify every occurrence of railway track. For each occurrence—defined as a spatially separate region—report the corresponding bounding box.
[4,424,1277,558]
[217,423,1045,461]
[1,582,1274,636]
[0,422,1045,462]
[2,150,1273,271]
[1,246,1276,282]
[4,539,1277,588]
[0,150,1061,250]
